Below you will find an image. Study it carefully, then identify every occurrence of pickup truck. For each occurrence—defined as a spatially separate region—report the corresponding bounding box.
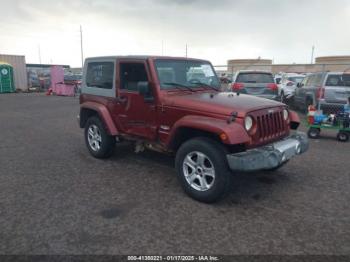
[78,56,308,203]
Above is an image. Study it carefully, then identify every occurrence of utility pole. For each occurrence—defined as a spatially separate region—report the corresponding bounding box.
[185,44,188,58]
[38,45,42,64]
[311,45,315,64]
[80,25,84,69]
[161,40,164,56]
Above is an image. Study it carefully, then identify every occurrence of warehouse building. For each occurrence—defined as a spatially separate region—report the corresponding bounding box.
[0,54,28,91]
[224,56,350,75]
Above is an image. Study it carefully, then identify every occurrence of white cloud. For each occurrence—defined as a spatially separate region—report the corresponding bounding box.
[0,0,349,67]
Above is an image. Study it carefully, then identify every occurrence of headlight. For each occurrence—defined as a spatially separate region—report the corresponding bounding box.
[283,109,289,121]
[244,116,253,131]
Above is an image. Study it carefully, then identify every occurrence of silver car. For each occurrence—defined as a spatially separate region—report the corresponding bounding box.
[294,72,350,113]
[231,70,278,100]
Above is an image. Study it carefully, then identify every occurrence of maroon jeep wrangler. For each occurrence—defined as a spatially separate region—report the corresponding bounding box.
[79,56,308,203]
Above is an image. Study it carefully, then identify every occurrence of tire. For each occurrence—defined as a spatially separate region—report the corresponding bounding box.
[175,137,233,203]
[84,116,115,158]
[307,127,320,139]
[337,132,349,142]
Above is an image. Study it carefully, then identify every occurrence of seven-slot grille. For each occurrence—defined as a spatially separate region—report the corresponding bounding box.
[256,110,287,141]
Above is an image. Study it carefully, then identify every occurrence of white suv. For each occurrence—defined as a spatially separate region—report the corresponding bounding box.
[279,73,305,102]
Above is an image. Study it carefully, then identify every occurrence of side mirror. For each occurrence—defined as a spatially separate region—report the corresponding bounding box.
[137,81,153,102]
[297,82,303,88]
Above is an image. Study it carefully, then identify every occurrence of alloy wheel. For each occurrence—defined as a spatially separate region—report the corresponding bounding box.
[183,151,215,192]
[87,124,102,151]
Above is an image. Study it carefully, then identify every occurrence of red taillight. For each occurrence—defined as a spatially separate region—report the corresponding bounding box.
[232,82,244,90]
[316,86,325,99]
[286,81,294,86]
[267,83,278,91]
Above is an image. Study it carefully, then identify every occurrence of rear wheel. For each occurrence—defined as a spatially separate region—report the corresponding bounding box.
[307,127,320,139]
[337,132,349,142]
[85,116,115,158]
[175,137,233,203]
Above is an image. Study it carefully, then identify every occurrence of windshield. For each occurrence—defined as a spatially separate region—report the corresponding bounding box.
[236,73,274,83]
[326,75,350,87]
[288,76,304,83]
[155,60,220,90]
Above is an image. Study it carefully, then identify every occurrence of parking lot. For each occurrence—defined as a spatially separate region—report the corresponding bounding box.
[0,93,349,255]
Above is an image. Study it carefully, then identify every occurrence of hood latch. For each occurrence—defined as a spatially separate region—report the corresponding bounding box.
[227,112,238,124]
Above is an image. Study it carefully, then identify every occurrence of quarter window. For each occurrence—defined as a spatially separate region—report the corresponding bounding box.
[86,62,114,89]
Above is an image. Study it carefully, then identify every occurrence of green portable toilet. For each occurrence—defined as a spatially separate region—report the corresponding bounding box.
[0,63,15,93]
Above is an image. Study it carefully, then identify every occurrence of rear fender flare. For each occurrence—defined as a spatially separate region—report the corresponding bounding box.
[80,102,118,136]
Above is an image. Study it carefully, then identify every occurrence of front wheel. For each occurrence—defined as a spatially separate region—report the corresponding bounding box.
[175,137,233,203]
[84,116,115,158]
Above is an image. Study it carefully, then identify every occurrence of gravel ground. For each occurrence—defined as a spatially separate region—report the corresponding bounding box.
[0,93,349,255]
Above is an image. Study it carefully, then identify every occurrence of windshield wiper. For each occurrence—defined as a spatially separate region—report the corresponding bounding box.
[162,82,195,92]
[189,80,220,91]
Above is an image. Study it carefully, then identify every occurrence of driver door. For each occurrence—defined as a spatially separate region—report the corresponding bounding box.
[114,60,157,140]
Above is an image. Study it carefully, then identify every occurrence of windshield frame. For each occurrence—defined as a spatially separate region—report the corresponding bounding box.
[153,59,220,91]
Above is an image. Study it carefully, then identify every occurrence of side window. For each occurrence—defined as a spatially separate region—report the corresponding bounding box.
[326,75,342,86]
[305,75,315,86]
[120,63,148,91]
[301,77,308,86]
[86,62,114,89]
[314,74,323,86]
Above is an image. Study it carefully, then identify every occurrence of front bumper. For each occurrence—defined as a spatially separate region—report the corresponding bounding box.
[227,132,309,172]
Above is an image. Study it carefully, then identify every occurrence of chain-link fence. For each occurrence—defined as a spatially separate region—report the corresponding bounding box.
[214,63,350,117]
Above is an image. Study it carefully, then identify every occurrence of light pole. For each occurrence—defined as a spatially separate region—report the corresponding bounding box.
[80,25,84,69]
[311,45,315,64]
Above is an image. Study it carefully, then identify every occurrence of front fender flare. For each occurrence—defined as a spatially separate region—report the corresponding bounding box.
[166,115,250,147]
[289,110,300,130]
[80,102,118,136]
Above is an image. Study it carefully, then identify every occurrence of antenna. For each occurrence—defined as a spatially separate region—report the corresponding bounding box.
[38,45,42,64]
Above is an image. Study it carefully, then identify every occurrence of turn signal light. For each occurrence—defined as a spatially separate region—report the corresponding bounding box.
[220,133,228,141]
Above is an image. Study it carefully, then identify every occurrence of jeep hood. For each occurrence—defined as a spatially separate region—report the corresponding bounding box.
[163,92,285,117]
